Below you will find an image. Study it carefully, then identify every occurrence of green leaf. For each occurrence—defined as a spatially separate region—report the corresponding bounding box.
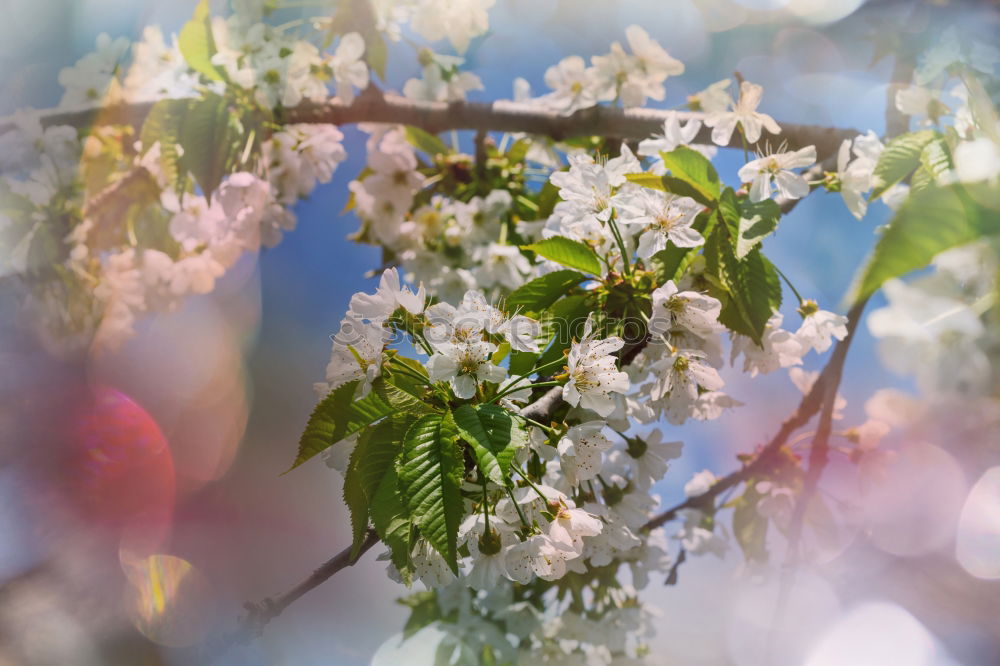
[706,208,781,344]
[398,412,464,573]
[343,435,371,558]
[405,126,450,157]
[507,138,530,164]
[366,31,388,80]
[453,405,526,485]
[647,211,716,285]
[851,183,1000,302]
[717,247,782,345]
[491,341,511,365]
[290,378,430,470]
[536,293,591,368]
[293,381,359,471]
[624,173,666,191]
[735,198,781,259]
[505,269,587,315]
[358,415,414,503]
[384,356,434,404]
[508,350,538,377]
[178,0,227,82]
[919,137,952,183]
[370,464,413,583]
[139,99,189,192]
[869,130,938,201]
[399,590,440,638]
[178,93,240,201]
[522,237,602,275]
[732,488,769,564]
[535,181,560,219]
[659,145,721,206]
[909,165,935,195]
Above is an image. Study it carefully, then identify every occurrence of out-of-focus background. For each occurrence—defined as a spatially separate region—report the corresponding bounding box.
[1,0,999,664]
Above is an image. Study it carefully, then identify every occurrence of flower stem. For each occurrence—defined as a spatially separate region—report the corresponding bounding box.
[388,357,433,387]
[773,264,806,306]
[512,465,549,503]
[506,485,531,529]
[529,355,569,378]
[489,380,563,405]
[482,475,491,535]
[607,212,632,277]
[523,416,556,436]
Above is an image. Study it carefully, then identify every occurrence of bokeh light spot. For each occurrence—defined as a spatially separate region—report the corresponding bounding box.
[121,553,216,647]
[955,466,1000,580]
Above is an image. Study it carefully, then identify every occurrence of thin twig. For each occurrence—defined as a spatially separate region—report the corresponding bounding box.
[641,297,869,533]
[784,297,869,557]
[199,529,379,661]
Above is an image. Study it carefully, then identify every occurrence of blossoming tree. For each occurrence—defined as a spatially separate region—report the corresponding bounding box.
[2,0,999,662]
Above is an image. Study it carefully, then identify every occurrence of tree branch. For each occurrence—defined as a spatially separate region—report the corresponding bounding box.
[519,386,565,422]
[641,296,869,533]
[3,87,860,157]
[200,528,379,661]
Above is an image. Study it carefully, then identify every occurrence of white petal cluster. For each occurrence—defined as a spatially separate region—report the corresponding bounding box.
[835,130,884,219]
[321,316,390,397]
[704,81,781,146]
[210,16,368,110]
[58,33,130,108]
[410,0,494,54]
[738,145,817,203]
[528,26,682,113]
[404,59,484,103]
[564,317,630,417]
[867,242,997,397]
[730,313,806,377]
[623,191,705,259]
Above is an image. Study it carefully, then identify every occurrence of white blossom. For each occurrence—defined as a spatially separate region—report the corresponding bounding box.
[954,137,1000,183]
[330,32,369,103]
[648,350,725,425]
[730,314,805,377]
[426,339,507,399]
[738,145,816,203]
[637,112,703,163]
[547,499,603,554]
[563,318,630,417]
[704,81,781,146]
[556,421,614,485]
[505,534,574,584]
[540,56,599,113]
[623,191,704,259]
[622,430,683,491]
[410,0,494,54]
[794,302,848,354]
[58,33,130,108]
[404,63,483,103]
[689,79,733,113]
[835,130,882,219]
[473,243,532,290]
[549,150,639,228]
[684,469,716,497]
[323,316,389,396]
[648,281,722,339]
[349,267,426,321]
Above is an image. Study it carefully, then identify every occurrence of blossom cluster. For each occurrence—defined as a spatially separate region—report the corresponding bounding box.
[6,2,998,663]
